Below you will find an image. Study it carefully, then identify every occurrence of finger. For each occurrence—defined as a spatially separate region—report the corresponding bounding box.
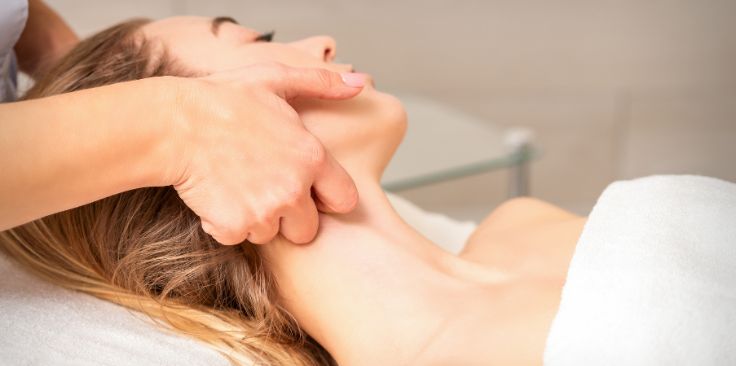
[246,214,280,244]
[268,65,366,101]
[279,195,320,244]
[201,218,248,246]
[312,150,359,214]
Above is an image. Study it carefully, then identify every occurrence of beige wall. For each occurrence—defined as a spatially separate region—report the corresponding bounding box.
[46,0,736,219]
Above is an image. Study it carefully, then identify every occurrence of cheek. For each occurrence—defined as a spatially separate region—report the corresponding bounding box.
[296,108,356,155]
[207,45,327,73]
[167,44,293,74]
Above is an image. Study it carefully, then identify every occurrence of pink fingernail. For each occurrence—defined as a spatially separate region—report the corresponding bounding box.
[340,72,366,87]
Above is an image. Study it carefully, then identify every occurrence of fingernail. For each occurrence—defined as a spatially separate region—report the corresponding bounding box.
[340,72,366,87]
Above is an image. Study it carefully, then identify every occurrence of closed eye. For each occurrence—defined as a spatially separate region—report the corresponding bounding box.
[211,16,239,36]
[254,31,275,42]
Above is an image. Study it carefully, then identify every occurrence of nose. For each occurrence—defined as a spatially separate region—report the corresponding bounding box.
[290,36,337,62]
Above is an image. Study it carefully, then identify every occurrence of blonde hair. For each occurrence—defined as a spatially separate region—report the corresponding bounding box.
[0,19,334,366]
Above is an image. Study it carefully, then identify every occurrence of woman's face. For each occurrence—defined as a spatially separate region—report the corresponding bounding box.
[143,16,406,179]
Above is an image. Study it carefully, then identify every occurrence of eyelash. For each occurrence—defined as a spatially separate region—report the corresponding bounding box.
[254,31,275,42]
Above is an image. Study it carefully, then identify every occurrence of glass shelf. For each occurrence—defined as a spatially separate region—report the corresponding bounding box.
[381,94,535,195]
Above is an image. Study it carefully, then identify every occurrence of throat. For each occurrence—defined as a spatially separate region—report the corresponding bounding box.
[262,177,504,365]
[334,177,509,284]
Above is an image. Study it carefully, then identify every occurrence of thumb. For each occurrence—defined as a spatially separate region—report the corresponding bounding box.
[268,66,367,101]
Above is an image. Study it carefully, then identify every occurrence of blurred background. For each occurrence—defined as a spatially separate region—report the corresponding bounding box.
[44,0,736,221]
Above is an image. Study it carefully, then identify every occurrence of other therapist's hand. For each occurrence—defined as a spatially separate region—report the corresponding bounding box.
[163,62,365,245]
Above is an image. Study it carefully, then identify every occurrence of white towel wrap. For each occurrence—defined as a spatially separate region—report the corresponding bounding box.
[544,175,736,365]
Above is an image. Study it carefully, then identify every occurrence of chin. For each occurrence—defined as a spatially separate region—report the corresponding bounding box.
[365,90,408,176]
[294,87,408,178]
[372,90,408,149]
[377,92,407,138]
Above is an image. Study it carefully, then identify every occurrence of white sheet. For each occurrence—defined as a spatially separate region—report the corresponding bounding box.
[0,194,475,365]
[544,175,736,365]
[0,252,230,366]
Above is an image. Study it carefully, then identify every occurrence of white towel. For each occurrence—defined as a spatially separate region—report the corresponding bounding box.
[0,252,231,366]
[544,175,736,365]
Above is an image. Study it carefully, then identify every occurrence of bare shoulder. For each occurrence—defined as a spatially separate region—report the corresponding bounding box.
[475,197,580,233]
[459,197,586,276]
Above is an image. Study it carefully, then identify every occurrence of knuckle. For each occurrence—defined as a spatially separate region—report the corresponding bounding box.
[315,69,336,88]
[212,211,250,243]
[227,228,250,245]
[279,186,303,208]
[263,62,288,79]
[288,233,309,245]
[249,218,280,244]
[246,230,264,244]
[299,136,326,167]
[211,224,248,245]
[288,221,318,244]
[252,207,277,226]
[297,227,318,244]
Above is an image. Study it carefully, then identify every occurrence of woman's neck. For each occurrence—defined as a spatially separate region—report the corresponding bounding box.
[261,173,508,365]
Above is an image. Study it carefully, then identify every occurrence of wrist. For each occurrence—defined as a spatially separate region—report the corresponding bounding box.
[130,76,192,188]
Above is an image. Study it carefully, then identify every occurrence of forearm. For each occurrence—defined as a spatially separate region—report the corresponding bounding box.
[0,78,178,230]
[14,0,78,76]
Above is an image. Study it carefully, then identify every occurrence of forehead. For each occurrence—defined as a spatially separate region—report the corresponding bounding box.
[143,16,211,37]
[143,16,257,39]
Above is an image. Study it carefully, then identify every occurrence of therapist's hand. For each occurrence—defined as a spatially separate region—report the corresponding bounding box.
[163,62,366,245]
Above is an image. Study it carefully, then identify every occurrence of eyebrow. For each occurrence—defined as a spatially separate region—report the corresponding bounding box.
[211,16,239,35]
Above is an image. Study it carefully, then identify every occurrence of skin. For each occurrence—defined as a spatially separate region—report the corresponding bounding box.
[142,17,407,179]
[145,16,588,364]
[0,68,362,236]
[160,65,367,245]
[1,10,369,245]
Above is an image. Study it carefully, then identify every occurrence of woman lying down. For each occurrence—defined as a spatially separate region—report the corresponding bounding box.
[3,16,735,366]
